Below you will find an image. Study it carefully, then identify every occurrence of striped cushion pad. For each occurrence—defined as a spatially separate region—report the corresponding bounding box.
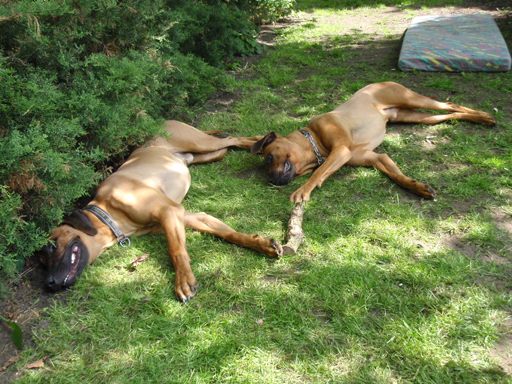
[399,14,511,72]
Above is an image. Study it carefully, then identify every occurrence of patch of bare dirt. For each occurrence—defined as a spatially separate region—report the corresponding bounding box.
[438,233,511,264]
[490,316,512,375]
[0,256,67,382]
[234,167,267,181]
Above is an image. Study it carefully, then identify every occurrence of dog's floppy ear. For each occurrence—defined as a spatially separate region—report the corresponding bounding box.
[61,210,98,236]
[39,246,50,267]
[251,132,277,154]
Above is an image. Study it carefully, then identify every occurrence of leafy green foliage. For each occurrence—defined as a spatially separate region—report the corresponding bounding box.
[228,0,296,24]
[0,315,22,350]
[0,0,294,282]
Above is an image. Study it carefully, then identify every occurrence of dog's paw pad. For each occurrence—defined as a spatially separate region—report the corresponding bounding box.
[269,239,283,258]
[422,185,436,199]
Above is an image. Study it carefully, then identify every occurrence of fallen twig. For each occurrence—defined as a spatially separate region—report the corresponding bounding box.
[282,203,306,255]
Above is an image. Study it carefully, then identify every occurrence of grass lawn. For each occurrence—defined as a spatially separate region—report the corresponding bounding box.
[5,1,512,383]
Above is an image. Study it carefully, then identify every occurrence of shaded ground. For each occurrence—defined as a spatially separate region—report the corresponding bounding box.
[0,256,66,382]
[2,1,512,381]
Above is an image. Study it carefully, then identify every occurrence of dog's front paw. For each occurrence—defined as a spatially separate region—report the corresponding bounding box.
[252,234,283,258]
[290,186,312,203]
[412,180,436,200]
[267,238,283,259]
[175,270,199,303]
[482,114,496,126]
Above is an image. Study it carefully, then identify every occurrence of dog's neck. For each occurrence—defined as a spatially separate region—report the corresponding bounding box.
[287,130,326,174]
[81,210,120,263]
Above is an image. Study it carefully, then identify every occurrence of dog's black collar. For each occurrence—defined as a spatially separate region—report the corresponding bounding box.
[83,205,131,247]
[300,129,325,166]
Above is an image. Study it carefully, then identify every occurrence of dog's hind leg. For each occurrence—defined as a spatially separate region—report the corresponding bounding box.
[389,107,496,126]
[163,120,263,153]
[373,82,495,126]
[184,212,282,258]
[349,150,436,199]
[188,149,229,164]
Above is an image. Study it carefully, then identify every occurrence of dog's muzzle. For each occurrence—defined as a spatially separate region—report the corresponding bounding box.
[268,160,296,186]
[268,172,294,186]
[45,239,90,291]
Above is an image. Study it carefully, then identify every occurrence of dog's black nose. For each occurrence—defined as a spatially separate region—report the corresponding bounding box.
[46,276,61,292]
[269,173,293,186]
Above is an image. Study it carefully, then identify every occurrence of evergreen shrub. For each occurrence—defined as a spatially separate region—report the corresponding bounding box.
[0,0,294,282]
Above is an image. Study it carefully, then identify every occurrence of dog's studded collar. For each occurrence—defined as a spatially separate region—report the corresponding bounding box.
[299,129,325,166]
[83,205,131,247]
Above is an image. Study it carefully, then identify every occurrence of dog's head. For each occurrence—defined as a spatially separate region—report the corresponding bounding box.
[40,210,97,292]
[250,132,302,186]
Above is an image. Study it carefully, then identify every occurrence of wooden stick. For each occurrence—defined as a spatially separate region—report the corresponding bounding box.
[282,202,306,255]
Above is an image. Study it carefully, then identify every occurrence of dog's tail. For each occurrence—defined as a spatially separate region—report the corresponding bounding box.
[202,130,223,135]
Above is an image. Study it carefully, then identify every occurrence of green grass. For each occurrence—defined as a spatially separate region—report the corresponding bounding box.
[13,1,512,383]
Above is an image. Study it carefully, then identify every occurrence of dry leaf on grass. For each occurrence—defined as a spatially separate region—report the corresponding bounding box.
[130,253,149,269]
[0,352,21,372]
[26,356,47,369]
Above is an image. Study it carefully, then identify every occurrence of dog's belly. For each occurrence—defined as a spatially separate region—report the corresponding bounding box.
[333,103,387,150]
[92,150,192,238]
[113,147,192,204]
[139,161,191,202]
[159,163,191,202]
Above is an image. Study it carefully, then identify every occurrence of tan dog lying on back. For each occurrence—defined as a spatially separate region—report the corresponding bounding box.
[41,121,282,302]
[251,82,495,201]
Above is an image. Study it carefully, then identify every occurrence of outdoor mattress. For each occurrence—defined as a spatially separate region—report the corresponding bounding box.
[398,14,511,72]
